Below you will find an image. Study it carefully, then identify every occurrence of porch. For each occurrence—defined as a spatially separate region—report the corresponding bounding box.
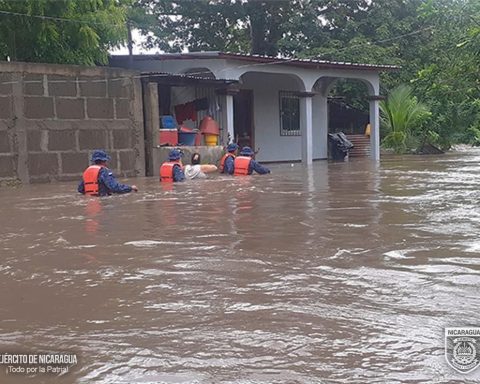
[109,52,396,171]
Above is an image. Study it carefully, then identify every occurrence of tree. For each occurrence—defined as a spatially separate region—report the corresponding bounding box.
[380,84,431,153]
[0,0,128,65]
[135,0,309,55]
[409,0,480,149]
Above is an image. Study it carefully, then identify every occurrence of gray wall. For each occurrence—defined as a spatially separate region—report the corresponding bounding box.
[0,61,144,184]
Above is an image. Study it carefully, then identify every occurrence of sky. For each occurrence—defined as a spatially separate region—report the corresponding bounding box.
[109,29,161,56]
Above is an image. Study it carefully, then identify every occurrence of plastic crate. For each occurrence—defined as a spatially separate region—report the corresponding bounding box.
[159,129,178,146]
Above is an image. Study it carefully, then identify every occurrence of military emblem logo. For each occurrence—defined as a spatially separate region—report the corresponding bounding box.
[445,327,480,373]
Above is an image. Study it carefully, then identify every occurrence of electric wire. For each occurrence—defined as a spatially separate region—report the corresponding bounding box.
[0,8,439,84]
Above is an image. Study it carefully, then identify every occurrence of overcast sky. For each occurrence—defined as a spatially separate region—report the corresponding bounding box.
[109,29,161,55]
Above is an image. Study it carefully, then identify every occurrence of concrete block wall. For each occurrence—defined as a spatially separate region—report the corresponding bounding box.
[0,61,144,184]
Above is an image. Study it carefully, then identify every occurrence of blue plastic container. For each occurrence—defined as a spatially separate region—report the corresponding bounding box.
[160,115,176,129]
[178,132,197,146]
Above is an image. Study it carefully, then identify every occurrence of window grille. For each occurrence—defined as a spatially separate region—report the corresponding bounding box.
[279,91,301,136]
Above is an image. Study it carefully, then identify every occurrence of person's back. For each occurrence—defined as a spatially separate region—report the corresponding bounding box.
[219,143,238,175]
[234,147,270,176]
[160,148,185,182]
[78,150,137,196]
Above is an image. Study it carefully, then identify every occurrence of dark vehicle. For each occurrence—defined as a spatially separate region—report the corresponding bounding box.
[328,132,354,161]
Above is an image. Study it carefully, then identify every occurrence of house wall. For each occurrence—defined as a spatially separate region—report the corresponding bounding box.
[0,61,144,184]
[109,55,382,162]
[240,72,327,162]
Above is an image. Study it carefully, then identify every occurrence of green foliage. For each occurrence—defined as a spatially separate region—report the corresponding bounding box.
[0,0,128,65]
[135,0,298,55]
[465,127,480,147]
[408,0,480,149]
[130,0,480,151]
[380,84,431,153]
[0,0,479,152]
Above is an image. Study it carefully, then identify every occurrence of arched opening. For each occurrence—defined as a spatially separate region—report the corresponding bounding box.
[164,68,221,135]
[181,67,216,79]
[236,71,306,157]
[314,77,375,159]
[325,78,371,135]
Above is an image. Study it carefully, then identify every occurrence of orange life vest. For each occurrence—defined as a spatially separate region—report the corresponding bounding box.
[234,156,251,176]
[160,161,180,182]
[219,153,235,173]
[82,165,104,195]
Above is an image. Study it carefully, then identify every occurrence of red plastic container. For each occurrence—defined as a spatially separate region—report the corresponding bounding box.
[195,132,202,146]
[159,129,178,146]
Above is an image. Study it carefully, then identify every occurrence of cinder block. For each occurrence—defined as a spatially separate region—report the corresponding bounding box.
[0,73,13,95]
[79,76,107,97]
[48,130,76,151]
[0,96,13,119]
[115,98,130,119]
[30,175,52,183]
[24,97,54,119]
[0,155,15,177]
[119,150,136,170]
[113,130,132,149]
[27,130,42,151]
[61,152,89,174]
[28,153,59,176]
[108,78,131,98]
[79,130,107,150]
[87,98,114,119]
[48,75,77,97]
[55,98,85,119]
[106,151,118,171]
[0,121,10,131]
[0,131,10,153]
[23,73,44,95]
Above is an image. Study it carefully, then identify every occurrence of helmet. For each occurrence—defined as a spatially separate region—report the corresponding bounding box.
[91,149,110,163]
[227,143,239,152]
[168,148,183,161]
[240,146,254,156]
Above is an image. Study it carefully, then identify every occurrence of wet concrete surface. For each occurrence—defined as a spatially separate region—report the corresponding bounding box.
[1,149,480,383]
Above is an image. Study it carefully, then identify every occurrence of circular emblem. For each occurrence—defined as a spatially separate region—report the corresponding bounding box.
[453,340,476,366]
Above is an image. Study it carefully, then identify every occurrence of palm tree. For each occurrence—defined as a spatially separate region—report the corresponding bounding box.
[380,84,431,153]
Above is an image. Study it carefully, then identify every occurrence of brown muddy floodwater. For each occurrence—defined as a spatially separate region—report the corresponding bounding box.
[1,149,480,384]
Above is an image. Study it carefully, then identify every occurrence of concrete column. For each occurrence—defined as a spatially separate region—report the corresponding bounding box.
[313,94,328,159]
[12,73,29,183]
[216,88,238,145]
[225,94,234,144]
[143,81,159,176]
[132,76,145,177]
[369,97,381,161]
[300,92,314,165]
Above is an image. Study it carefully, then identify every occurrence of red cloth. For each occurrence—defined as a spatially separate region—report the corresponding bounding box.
[174,102,197,124]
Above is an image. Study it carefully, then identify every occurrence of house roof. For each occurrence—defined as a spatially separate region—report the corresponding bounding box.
[110,51,399,71]
[141,71,238,87]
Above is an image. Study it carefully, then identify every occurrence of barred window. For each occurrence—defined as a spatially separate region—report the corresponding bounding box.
[279,91,301,136]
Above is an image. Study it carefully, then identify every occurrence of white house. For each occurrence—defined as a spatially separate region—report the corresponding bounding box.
[110,52,397,164]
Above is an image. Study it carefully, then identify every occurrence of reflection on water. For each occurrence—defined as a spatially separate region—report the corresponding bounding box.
[1,149,480,383]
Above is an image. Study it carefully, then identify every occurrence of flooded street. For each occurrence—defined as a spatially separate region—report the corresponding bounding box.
[1,149,480,383]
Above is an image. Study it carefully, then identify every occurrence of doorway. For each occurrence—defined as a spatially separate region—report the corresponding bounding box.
[233,90,254,149]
